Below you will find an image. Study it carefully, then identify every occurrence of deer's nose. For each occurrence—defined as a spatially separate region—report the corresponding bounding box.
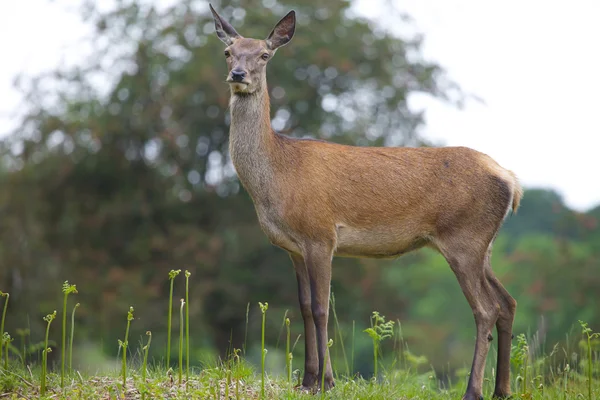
[231,70,246,82]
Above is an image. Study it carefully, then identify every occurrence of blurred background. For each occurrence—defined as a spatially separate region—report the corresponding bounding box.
[0,0,598,380]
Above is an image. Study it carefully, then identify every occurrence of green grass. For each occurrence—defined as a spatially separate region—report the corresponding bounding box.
[0,278,598,399]
[0,355,597,399]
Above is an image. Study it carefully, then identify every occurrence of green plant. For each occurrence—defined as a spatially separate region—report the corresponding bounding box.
[285,317,292,388]
[61,281,77,388]
[232,347,241,400]
[0,291,8,366]
[364,311,394,381]
[225,367,231,399]
[511,333,530,396]
[185,270,191,384]
[579,320,600,400]
[166,269,180,365]
[562,362,570,400]
[118,306,134,389]
[141,331,152,400]
[69,303,80,372]
[259,301,268,399]
[2,333,13,369]
[41,310,57,396]
[178,298,184,385]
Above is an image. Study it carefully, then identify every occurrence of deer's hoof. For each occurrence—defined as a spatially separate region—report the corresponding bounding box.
[462,392,483,400]
[296,372,318,391]
[317,378,335,393]
[294,385,313,394]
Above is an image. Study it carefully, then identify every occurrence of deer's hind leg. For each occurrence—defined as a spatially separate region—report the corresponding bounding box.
[484,248,516,399]
[435,234,502,400]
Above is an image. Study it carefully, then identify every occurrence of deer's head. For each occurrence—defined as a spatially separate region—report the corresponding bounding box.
[209,4,295,95]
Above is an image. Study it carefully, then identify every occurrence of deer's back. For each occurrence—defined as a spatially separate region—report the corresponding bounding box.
[266,138,515,257]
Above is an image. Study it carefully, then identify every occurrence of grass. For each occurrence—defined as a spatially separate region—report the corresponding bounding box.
[0,278,598,399]
[0,354,597,400]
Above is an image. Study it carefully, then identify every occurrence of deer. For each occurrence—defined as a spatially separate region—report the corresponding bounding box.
[209,5,522,399]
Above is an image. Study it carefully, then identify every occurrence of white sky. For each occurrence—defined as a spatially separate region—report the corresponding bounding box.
[1,0,599,211]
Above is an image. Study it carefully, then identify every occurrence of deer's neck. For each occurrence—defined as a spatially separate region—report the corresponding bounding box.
[228,86,277,196]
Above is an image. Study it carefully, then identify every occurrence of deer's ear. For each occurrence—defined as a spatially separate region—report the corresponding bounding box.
[209,4,241,45]
[266,10,295,50]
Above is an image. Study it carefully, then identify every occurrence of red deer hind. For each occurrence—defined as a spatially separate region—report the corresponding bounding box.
[209,5,522,399]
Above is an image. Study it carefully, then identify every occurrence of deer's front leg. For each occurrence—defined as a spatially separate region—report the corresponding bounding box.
[289,253,319,389]
[304,244,334,391]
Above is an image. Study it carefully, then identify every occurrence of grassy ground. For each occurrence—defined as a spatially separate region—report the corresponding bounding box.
[0,356,598,399]
[1,282,598,399]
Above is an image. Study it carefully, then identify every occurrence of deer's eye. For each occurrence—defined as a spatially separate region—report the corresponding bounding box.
[224,50,231,58]
[261,53,270,60]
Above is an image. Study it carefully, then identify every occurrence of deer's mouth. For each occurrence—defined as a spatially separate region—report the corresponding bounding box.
[227,80,252,93]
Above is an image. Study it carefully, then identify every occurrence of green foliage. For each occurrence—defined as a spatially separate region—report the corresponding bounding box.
[185,270,191,384]
[0,291,8,367]
[2,333,13,369]
[578,320,600,400]
[61,280,77,388]
[0,270,598,399]
[167,269,181,366]
[118,306,134,389]
[41,310,56,396]
[511,333,530,396]
[259,301,268,399]
[364,311,394,380]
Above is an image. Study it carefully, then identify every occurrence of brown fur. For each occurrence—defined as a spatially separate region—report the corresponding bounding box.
[210,5,521,399]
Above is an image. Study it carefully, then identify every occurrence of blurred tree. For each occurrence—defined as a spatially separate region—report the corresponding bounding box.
[0,0,461,364]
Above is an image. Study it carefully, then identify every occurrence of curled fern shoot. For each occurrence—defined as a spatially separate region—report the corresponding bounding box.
[259,302,268,399]
[119,306,134,389]
[185,270,191,384]
[61,281,77,388]
[2,333,12,369]
[167,269,181,365]
[41,310,57,396]
[285,318,292,388]
[579,320,600,400]
[0,291,9,365]
[364,311,394,381]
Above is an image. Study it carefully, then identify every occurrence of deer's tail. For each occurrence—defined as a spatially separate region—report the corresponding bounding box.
[509,170,523,213]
